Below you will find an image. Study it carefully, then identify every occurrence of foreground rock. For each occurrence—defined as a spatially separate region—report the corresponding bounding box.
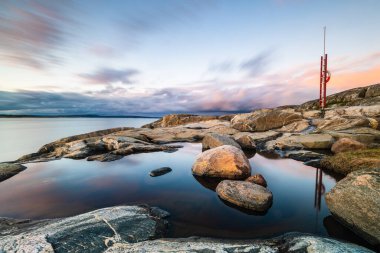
[245,174,268,187]
[192,145,251,179]
[216,180,272,212]
[0,205,169,253]
[331,138,366,154]
[231,110,303,132]
[321,148,380,175]
[202,133,241,150]
[106,233,374,253]
[0,163,26,182]
[150,167,172,177]
[326,168,380,246]
[0,207,373,253]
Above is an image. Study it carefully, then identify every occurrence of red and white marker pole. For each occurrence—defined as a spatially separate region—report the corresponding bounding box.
[319,26,331,112]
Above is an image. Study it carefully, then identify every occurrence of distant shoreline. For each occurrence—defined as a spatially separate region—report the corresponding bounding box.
[0,115,160,119]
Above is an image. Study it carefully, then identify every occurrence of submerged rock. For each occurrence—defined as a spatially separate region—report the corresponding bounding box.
[192,145,251,179]
[231,110,303,132]
[331,138,366,154]
[0,163,26,182]
[245,174,268,187]
[150,167,172,177]
[216,180,273,212]
[0,205,169,253]
[202,133,241,150]
[326,168,380,246]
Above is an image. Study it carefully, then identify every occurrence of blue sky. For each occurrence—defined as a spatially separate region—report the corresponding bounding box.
[1,0,379,115]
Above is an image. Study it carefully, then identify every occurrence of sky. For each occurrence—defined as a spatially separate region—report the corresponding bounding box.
[0,0,379,116]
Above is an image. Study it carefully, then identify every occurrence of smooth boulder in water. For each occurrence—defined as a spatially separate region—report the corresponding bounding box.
[192,145,251,179]
[216,180,273,212]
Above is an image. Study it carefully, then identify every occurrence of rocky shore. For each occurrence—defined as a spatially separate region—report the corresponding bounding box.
[0,205,374,253]
[1,83,379,252]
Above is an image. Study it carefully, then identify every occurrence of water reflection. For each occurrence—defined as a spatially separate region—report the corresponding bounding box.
[0,142,346,241]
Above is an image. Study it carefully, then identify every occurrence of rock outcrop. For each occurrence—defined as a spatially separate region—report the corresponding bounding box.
[331,138,366,154]
[192,145,251,179]
[142,114,219,128]
[202,133,241,150]
[231,110,303,132]
[321,148,380,175]
[325,168,380,246]
[299,83,380,110]
[266,133,335,151]
[0,205,169,253]
[0,163,26,182]
[216,180,273,212]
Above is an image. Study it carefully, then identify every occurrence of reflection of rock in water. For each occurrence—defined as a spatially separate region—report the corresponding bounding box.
[323,215,377,252]
[218,197,270,216]
[193,175,223,192]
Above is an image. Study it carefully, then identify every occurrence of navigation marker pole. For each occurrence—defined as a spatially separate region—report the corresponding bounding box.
[319,26,331,116]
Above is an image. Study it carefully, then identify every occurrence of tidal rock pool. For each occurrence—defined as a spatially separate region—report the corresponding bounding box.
[0,141,369,249]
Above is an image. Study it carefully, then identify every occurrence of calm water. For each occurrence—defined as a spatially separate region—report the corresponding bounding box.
[0,117,155,162]
[0,118,370,247]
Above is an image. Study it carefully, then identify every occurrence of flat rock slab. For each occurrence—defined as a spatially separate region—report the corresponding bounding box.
[105,233,374,253]
[216,180,273,212]
[150,167,172,177]
[0,163,26,182]
[0,206,169,253]
[326,168,380,246]
[192,145,251,179]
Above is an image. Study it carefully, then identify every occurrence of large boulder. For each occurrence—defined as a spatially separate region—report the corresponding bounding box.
[321,148,380,175]
[325,168,380,246]
[231,110,303,132]
[324,105,380,119]
[202,133,241,150]
[331,138,366,154]
[323,128,380,144]
[0,163,26,182]
[142,114,218,128]
[216,180,272,212]
[192,145,251,179]
[0,206,169,253]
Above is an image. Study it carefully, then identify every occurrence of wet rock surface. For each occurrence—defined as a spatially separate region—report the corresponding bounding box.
[325,168,380,246]
[0,205,169,253]
[216,180,273,212]
[0,163,26,182]
[192,145,251,179]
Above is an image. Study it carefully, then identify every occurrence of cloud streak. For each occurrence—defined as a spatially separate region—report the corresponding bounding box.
[0,1,74,69]
[78,67,140,85]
